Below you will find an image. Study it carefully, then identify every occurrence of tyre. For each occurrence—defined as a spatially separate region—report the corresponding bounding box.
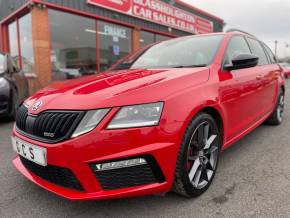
[173,112,222,197]
[265,90,285,125]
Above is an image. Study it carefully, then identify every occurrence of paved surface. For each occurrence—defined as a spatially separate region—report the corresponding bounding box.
[1,81,290,218]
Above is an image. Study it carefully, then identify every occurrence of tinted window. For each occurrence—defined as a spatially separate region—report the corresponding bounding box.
[247,38,269,65]
[115,35,223,69]
[19,13,35,74]
[140,31,155,48]
[224,36,251,66]
[263,44,276,64]
[49,10,97,81]
[99,21,132,72]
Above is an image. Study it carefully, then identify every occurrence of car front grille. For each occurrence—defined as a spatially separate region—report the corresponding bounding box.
[16,105,85,143]
[20,157,84,192]
[16,104,28,130]
[91,156,165,190]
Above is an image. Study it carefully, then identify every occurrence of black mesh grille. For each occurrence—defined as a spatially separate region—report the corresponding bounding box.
[20,157,84,192]
[91,159,164,190]
[16,105,28,131]
[15,105,84,143]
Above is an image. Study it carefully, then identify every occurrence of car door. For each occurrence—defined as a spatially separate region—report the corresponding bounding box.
[262,43,281,111]
[246,37,278,116]
[219,36,263,141]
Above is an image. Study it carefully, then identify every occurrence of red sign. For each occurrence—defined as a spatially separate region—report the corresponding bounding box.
[87,0,213,34]
[92,0,131,12]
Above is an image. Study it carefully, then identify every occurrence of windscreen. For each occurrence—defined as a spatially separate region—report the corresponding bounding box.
[113,34,224,70]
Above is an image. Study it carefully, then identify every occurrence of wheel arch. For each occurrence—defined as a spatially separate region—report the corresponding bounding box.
[200,106,224,140]
[184,103,225,143]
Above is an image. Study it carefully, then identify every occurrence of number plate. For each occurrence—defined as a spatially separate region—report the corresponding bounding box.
[12,137,47,166]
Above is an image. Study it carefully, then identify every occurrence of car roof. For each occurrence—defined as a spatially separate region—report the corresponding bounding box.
[176,30,256,40]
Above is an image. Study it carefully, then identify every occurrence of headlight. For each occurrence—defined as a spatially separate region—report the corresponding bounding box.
[72,109,110,138]
[107,102,164,129]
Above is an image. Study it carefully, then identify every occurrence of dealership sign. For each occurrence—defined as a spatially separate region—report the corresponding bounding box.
[87,0,213,34]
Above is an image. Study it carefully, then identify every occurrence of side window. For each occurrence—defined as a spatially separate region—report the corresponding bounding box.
[246,38,269,65]
[224,36,251,66]
[263,44,276,64]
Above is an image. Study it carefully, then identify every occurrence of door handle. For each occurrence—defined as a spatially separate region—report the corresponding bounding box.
[256,75,263,80]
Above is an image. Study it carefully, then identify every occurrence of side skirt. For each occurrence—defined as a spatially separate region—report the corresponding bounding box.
[221,111,272,151]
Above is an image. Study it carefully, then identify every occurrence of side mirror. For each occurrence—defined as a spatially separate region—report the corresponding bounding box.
[224,53,259,71]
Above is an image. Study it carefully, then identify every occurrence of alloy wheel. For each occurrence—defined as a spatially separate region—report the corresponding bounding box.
[187,121,219,189]
[277,95,285,122]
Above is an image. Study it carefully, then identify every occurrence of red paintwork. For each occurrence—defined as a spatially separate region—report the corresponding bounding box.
[13,32,285,200]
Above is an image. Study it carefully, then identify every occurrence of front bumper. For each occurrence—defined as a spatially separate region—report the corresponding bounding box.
[12,121,184,200]
[13,157,169,200]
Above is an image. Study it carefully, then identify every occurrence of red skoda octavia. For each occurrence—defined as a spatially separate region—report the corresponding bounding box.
[12,30,285,200]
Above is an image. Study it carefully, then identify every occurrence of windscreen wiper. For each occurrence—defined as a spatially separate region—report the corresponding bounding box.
[114,64,207,70]
[171,64,207,68]
[113,62,133,70]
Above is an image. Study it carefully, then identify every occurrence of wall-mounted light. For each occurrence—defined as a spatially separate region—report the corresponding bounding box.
[27,2,35,10]
[9,5,15,12]
[28,2,46,10]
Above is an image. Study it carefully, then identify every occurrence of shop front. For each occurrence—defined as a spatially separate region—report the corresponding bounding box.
[0,0,224,94]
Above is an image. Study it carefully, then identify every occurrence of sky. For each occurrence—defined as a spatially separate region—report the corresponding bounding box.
[182,0,290,59]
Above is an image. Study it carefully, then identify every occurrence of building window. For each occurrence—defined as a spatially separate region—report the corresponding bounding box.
[156,34,171,42]
[8,14,35,74]
[8,21,19,67]
[140,31,155,48]
[48,10,97,81]
[19,13,34,74]
[140,31,172,48]
[98,21,132,72]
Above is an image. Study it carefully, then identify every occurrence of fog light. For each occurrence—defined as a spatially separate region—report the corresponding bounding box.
[93,158,147,171]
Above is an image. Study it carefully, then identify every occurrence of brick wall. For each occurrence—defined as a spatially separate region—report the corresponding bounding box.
[29,6,52,94]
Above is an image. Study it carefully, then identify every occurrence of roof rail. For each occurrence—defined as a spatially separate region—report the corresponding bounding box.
[226,29,256,37]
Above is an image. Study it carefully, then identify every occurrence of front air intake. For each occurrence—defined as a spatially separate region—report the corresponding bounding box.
[20,157,84,191]
[90,156,165,190]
